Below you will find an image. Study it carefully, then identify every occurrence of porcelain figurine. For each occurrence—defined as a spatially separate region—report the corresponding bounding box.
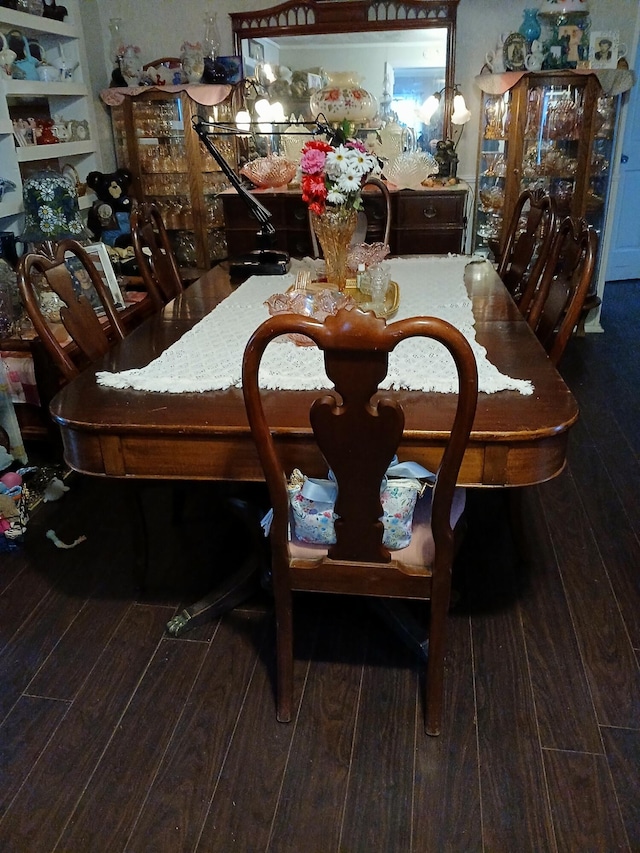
[0,34,16,80]
[120,45,142,86]
[525,40,547,70]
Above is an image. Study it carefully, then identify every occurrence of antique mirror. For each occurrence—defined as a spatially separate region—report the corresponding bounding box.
[231,0,459,149]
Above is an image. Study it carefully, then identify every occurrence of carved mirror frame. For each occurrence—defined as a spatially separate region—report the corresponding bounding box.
[231,0,459,132]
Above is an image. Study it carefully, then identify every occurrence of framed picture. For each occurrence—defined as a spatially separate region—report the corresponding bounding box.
[68,119,90,142]
[248,39,264,63]
[64,243,125,314]
[589,31,619,69]
[214,55,244,85]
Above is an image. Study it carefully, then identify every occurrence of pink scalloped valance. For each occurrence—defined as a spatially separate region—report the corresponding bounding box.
[100,83,232,107]
[475,68,635,97]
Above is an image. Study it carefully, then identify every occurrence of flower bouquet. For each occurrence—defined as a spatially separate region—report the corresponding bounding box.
[299,137,378,289]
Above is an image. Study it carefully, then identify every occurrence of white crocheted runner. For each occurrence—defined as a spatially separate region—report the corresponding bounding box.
[97,256,534,396]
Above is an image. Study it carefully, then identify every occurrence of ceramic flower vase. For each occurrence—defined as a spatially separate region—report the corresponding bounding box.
[311,207,358,291]
[180,41,204,83]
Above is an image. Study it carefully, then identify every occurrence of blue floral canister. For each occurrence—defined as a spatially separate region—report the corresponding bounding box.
[21,170,87,243]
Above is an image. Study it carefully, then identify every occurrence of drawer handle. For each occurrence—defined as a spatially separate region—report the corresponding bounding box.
[422,207,437,219]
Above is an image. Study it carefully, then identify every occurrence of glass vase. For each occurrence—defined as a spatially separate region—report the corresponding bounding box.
[311,207,358,291]
[519,9,541,43]
[109,17,125,66]
[203,11,221,60]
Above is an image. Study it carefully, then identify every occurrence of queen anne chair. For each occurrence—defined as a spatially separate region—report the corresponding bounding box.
[525,216,598,366]
[242,306,478,736]
[130,202,184,309]
[497,188,558,310]
[308,176,392,259]
[17,238,127,382]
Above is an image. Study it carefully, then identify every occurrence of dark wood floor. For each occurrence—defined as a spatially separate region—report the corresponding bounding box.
[1,282,639,852]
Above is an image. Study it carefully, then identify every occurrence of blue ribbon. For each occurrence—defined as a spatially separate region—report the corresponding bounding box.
[261,457,435,536]
[299,456,434,504]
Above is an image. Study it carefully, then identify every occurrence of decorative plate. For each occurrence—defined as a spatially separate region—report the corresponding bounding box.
[503,32,528,71]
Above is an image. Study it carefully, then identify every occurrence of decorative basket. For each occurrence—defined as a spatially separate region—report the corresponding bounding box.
[240,155,297,189]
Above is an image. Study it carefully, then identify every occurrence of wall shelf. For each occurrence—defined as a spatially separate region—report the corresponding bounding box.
[16,141,95,161]
[0,0,101,232]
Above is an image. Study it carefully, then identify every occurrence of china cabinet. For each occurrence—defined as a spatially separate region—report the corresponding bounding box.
[0,0,101,232]
[472,70,633,275]
[106,86,235,272]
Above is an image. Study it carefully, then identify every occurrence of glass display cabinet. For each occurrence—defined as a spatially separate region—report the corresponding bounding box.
[473,70,631,271]
[107,87,235,272]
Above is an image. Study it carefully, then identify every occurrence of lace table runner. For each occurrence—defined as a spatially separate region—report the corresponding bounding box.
[97,256,533,396]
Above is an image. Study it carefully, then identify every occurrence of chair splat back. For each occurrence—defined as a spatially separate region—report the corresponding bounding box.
[242,306,478,734]
[17,239,127,382]
[130,203,183,309]
[311,345,405,563]
[498,188,557,309]
[526,216,597,366]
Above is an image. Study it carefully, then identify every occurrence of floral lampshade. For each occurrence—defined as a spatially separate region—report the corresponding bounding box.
[539,0,589,15]
[21,169,87,244]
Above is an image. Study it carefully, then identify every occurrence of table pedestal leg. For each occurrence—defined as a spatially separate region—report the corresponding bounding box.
[166,496,268,636]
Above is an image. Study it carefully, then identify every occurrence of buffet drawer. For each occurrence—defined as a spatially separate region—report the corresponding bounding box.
[395,192,466,227]
[222,193,287,229]
[394,228,464,255]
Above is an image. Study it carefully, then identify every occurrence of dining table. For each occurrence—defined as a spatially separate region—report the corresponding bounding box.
[49,255,579,635]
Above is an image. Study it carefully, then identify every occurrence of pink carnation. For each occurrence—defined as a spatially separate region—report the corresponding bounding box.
[300,148,327,175]
[346,138,367,153]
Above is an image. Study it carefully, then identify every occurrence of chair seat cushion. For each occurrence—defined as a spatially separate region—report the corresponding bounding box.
[289,487,466,566]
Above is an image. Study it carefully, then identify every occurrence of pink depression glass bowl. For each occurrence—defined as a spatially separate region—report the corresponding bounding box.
[240,155,298,188]
[265,288,356,345]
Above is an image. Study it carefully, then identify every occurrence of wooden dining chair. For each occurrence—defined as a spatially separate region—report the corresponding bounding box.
[497,188,558,309]
[130,202,184,310]
[17,239,127,383]
[242,306,478,736]
[525,216,598,366]
[308,175,392,258]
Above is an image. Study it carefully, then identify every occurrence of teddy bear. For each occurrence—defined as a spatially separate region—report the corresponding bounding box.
[86,168,133,247]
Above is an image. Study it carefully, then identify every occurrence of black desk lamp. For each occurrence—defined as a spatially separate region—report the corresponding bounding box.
[193,115,336,277]
[193,117,291,276]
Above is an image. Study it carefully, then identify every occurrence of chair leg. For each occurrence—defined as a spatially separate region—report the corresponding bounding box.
[425,596,448,737]
[507,486,526,564]
[275,589,294,723]
[131,482,150,595]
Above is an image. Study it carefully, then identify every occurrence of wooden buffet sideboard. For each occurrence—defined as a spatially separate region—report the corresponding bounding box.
[221,182,468,259]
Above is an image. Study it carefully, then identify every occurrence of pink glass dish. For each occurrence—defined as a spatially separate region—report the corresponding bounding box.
[265,288,356,345]
[347,241,390,272]
[240,155,298,188]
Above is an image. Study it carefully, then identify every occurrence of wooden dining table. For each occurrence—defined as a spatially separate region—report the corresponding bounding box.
[49,258,579,634]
